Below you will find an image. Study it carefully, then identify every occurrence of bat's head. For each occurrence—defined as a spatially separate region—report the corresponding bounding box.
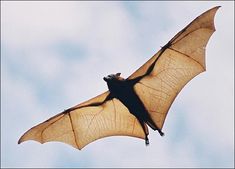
[103,73,125,82]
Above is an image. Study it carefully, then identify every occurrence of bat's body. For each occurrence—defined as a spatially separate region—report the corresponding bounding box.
[18,6,220,150]
[103,73,164,145]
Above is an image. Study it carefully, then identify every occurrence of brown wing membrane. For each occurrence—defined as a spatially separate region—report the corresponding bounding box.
[129,6,220,130]
[18,91,145,150]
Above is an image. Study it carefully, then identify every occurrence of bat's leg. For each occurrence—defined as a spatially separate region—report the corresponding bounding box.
[137,118,149,145]
[144,124,149,145]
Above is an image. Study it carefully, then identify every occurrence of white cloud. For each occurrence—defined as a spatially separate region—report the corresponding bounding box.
[1,1,234,168]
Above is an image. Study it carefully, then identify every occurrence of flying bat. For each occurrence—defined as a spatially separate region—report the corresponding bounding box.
[18,6,220,150]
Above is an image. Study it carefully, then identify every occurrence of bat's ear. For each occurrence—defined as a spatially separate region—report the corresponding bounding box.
[116,73,121,76]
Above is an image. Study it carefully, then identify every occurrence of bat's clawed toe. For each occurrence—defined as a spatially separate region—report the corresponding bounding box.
[158,130,165,136]
[145,136,149,146]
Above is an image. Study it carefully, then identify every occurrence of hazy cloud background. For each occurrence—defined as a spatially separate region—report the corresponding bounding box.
[1,1,234,168]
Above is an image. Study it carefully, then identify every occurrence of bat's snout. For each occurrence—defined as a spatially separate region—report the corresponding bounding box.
[103,77,108,82]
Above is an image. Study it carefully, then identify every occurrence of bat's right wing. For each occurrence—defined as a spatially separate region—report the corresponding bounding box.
[18,91,145,150]
[128,6,220,131]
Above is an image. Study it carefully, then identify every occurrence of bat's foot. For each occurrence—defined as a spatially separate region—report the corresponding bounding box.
[145,136,149,146]
[158,130,165,136]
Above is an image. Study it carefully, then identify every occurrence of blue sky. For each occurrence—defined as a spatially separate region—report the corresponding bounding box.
[1,1,234,168]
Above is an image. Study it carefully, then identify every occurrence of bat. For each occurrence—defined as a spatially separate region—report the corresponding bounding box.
[18,6,220,150]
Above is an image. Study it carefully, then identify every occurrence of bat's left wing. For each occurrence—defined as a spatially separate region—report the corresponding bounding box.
[18,91,145,150]
[128,6,220,130]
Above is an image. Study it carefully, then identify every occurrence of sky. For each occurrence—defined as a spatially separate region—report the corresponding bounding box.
[1,1,234,168]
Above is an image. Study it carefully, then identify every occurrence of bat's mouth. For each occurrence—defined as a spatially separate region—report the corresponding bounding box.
[103,74,115,82]
[103,77,108,82]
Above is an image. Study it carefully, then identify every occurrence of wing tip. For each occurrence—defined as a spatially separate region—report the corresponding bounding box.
[18,132,43,145]
[214,6,221,9]
[204,6,221,29]
[18,128,84,150]
[18,135,27,144]
[213,6,221,31]
[17,137,23,144]
[208,5,221,19]
[18,132,29,144]
[207,6,221,14]
[18,133,83,150]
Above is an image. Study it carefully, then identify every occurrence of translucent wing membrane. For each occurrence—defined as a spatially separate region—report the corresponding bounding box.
[18,92,145,149]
